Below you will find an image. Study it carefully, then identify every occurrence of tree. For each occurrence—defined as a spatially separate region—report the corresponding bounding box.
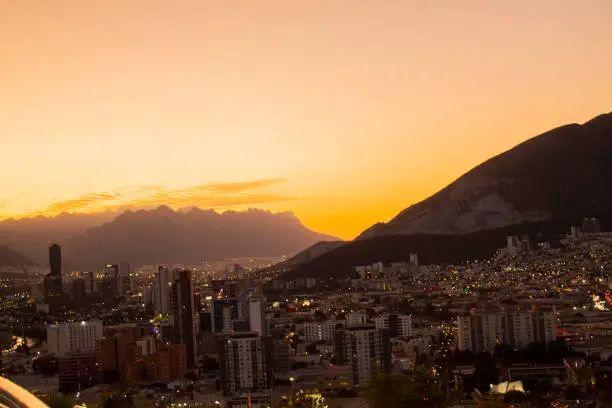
[103,369,122,384]
[44,393,76,408]
[471,353,498,393]
[366,367,452,408]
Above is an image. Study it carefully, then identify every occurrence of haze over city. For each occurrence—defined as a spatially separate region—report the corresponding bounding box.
[2,0,612,239]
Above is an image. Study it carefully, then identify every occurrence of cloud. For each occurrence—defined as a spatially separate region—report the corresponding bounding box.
[119,178,292,209]
[14,178,293,219]
[194,178,286,193]
[42,192,122,213]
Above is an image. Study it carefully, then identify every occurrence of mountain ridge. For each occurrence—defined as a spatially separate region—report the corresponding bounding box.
[358,112,612,239]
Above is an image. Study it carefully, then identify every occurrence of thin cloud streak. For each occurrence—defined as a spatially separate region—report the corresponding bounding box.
[7,178,292,219]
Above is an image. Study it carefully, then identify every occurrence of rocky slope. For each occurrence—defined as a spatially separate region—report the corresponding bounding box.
[359,112,612,238]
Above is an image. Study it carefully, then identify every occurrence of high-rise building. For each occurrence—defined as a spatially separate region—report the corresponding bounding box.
[456,311,505,353]
[47,320,104,357]
[269,327,291,373]
[456,308,557,353]
[97,333,142,381]
[346,311,367,326]
[49,243,62,276]
[101,264,119,301]
[117,262,131,295]
[335,325,391,388]
[72,279,87,305]
[248,296,266,335]
[304,321,345,344]
[374,314,412,338]
[57,352,101,393]
[213,298,239,333]
[217,332,273,408]
[170,269,197,368]
[155,265,174,315]
[44,243,63,305]
[143,343,187,382]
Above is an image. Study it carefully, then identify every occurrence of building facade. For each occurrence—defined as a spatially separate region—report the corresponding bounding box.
[217,332,273,408]
[47,320,104,357]
[335,325,391,387]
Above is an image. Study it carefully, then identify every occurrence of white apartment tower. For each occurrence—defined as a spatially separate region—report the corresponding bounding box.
[304,320,345,344]
[155,265,174,315]
[217,332,272,408]
[346,311,367,326]
[46,320,104,357]
[248,296,266,335]
[374,313,412,338]
[335,325,391,387]
[457,308,557,353]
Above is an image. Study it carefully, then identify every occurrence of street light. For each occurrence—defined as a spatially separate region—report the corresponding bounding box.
[289,377,295,397]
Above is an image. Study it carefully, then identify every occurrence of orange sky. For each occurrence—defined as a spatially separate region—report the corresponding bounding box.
[1,0,612,239]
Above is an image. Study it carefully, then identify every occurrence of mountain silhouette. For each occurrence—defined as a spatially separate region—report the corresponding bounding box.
[359,112,612,238]
[283,111,612,280]
[60,207,336,267]
[0,211,119,264]
[0,207,336,268]
[0,245,37,267]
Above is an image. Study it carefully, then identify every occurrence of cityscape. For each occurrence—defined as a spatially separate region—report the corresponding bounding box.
[2,2,612,408]
[2,218,612,408]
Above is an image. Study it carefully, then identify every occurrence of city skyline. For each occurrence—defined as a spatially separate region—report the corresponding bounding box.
[2,1,612,239]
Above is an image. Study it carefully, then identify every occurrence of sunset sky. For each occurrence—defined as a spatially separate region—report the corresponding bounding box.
[1,0,612,239]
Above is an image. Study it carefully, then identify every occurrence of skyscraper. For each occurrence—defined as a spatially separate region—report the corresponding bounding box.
[213,298,239,333]
[335,325,391,388]
[170,269,197,368]
[44,243,63,305]
[155,265,174,315]
[217,332,273,408]
[49,243,62,275]
[101,264,119,302]
[248,296,266,335]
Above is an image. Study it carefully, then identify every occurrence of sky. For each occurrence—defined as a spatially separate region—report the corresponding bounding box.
[1,0,612,240]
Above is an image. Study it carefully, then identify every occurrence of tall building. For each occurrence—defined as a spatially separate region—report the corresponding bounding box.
[456,308,557,353]
[213,298,239,333]
[72,279,87,305]
[248,296,266,335]
[374,314,412,338]
[335,325,391,387]
[49,243,62,275]
[57,352,101,393]
[456,311,505,353]
[155,265,174,315]
[97,333,142,380]
[44,243,63,304]
[170,269,197,368]
[47,320,104,357]
[269,327,291,373]
[217,332,273,408]
[101,264,119,301]
[346,311,367,326]
[304,321,345,344]
[117,262,131,295]
[144,343,187,382]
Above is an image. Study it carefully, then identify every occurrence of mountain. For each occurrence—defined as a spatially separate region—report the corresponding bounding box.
[0,245,37,267]
[282,111,612,281]
[282,240,346,267]
[0,211,118,264]
[359,112,612,238]
[282,219,609,281]
[59,207,337,267]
